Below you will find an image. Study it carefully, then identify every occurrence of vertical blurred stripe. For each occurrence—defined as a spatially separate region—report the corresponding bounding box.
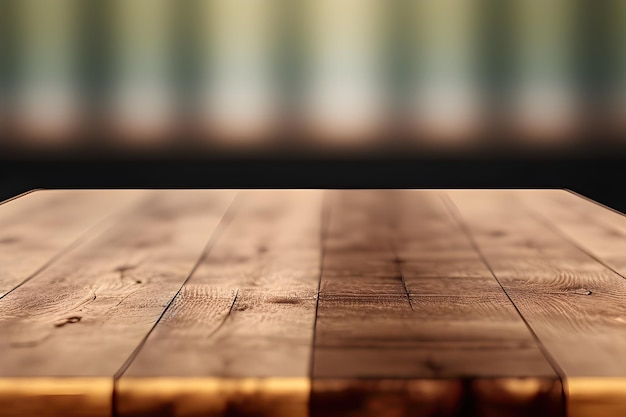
[108,0,176,145]
[78,0,110,136]
[12,0,82,144]
[408,0,484,146]
[193,0,280,146]
[608,0,626,136]
[0,0,7,137]
[301,0,388,145]
[508,0,579,143]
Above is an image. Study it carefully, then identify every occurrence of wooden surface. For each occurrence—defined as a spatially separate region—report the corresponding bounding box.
[0,189,625,417]
[312,191,560,417]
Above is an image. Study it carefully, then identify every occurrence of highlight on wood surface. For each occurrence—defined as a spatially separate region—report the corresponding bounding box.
[1,189,626,416]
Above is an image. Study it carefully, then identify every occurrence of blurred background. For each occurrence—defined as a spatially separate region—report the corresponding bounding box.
[0,0,625,210]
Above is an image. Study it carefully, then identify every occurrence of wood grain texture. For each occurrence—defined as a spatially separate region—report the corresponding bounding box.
[4,189,626,417]
[117,190,325,417]
[312,190,561,417]
[518,189,626,274]
[0,190,236,417]
[515,190,626,417]
[0,190,145,297]
[447,190,626,417]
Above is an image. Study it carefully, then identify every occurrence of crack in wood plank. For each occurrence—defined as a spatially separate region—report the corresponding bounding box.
[206,288,240,340]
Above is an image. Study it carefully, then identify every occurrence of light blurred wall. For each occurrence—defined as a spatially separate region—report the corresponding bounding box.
[0,0,624,157]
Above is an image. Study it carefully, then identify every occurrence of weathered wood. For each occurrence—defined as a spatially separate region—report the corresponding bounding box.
[0,190,236,417]
[516,190,626,417]
[448,189,626,417]
[3,189,626,417]
[518,189,626,273]
[117,190,325,417]
[313,190,561,417]
[319,190,405,298]
[0,189,145,297]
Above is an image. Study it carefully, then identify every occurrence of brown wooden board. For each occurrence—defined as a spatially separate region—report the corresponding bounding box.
[312,190,561,417]
[117,190,325,417]
[518,190,626,274]
[0,190,145,297]
[448,190,626,417]
[3,189,626,417]
[0,190,236,417]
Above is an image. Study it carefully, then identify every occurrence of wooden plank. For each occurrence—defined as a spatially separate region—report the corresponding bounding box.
[518,190,626,273]
[312,190,561,417]
[516,190,626,417]
[320,190,406,298]
[447,190,626,417]
[117,190,325,417]
[0,189,146,297]
[0,190,236,417]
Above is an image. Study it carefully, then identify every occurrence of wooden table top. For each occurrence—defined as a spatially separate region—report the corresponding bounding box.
[1,189,625,417]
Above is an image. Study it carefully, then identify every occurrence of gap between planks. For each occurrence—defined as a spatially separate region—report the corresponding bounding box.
[440,191,568,417]
[110,192,242,413]
[115,191,329,417]
[447,189,626,417]
[0,190,150,300]
[311,190,562,417]
[516,190,626,417]
[0,190,239,417]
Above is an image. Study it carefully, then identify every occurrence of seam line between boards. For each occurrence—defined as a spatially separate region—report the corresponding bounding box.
[521,196,626,285]
[0,191,151,301]
[308,190,332,396]
[110,191,241,417]
[440,192,567,417]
